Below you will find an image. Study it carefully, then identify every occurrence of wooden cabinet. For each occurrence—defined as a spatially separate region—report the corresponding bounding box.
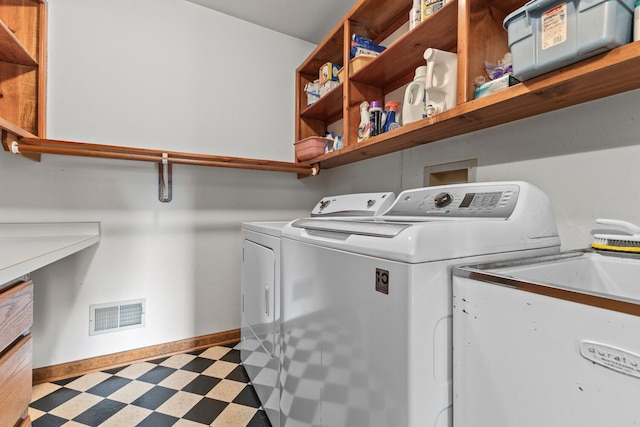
[295,0,640,170]
[0,280,33,427]
[0,0,46,139]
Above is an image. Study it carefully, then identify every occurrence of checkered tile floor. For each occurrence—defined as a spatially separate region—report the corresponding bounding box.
[29,344,272,427]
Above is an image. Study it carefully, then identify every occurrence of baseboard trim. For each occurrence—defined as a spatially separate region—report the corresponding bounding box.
[33,329,240,385]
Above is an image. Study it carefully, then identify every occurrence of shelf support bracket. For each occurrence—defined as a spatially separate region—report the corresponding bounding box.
[158,153,172,203]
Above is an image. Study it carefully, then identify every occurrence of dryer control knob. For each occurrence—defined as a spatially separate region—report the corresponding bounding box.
[434,192,453,208]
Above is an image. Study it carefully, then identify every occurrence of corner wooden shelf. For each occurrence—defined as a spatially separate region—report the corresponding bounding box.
[0,18,37,66]
[311,41,640,169]
[0,0,46,138]
[295,0,640,174]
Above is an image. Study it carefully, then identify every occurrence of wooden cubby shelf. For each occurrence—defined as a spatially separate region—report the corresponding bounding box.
[0,18,37,66]
[295,0,640,174]
[0,0,46,139]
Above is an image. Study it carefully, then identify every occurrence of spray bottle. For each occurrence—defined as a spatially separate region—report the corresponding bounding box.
[382,101,401,133]
[357,101,371,142]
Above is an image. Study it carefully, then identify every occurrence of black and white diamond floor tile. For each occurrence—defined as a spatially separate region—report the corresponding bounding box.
[29,344,271,427]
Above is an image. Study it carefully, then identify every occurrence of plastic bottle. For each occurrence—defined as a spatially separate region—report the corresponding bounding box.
[357,101,371,142]
[402,66,427,125]
[369,100,383,137]
[635,0,640,42]
[423,47,458,116]
[409,0,421,30]
[382,101,401,132]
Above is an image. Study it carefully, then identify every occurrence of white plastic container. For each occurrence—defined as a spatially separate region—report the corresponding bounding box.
[423,48,457,116]
[402,66,427,125]
[635,0,640,41]
[409,0,421,30]
[504,0,635,81]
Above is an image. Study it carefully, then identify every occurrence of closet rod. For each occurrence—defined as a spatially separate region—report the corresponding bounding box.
[12,138,318,176]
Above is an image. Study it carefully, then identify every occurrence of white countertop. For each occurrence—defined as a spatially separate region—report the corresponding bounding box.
[0,222,100,285]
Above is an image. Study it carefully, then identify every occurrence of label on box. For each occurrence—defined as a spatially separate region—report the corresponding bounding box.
[422,0,444,19]
[319,62,341,84]
[542,3,567,50]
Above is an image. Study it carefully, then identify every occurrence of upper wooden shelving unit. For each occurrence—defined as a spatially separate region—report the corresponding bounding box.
[4,0,639,178]
[294,0,640,173]
[0,0,46,139]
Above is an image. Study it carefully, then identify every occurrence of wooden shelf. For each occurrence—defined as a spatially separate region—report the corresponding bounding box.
[350,0,458,93]
[0,18,37,66]
[0,0,46,138]
[298,24,345,78]
[0,116,36,138]
[295,0,640,175]
[300,82,344,121]
[310,42,640,170]
[294,0,467,159]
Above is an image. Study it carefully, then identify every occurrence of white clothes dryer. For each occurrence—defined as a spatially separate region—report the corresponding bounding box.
[240,192,395,426]
[279,181,561,427]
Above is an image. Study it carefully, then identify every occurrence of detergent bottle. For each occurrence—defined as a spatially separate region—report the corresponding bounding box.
[357,101,371,142]
[382,101,401,133]
[369,100,383,137]
[402,66,427,125]
[423,48,457,117]
[409,0,421,30]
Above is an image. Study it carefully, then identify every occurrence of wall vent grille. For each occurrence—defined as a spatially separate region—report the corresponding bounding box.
[90,299,145,335]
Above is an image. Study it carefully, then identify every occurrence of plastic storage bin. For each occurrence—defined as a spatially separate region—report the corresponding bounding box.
[504,0,635,81]
[294,136,326,162]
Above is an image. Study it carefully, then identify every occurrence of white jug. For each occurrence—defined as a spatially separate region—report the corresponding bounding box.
[402,66,427,125]
[423,48,457,117]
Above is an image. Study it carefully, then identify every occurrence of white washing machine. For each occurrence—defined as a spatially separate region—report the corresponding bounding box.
[453,249,640,426]
[279,181,561,427]
[240,192,395,427]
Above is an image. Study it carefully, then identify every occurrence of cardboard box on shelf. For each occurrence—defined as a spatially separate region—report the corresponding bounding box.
[319,62,341,84]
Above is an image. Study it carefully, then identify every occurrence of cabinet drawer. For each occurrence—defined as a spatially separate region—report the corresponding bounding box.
[0,334,32,427]
[0,281,33,353]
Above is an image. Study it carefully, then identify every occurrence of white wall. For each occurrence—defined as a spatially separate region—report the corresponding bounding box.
[324,89,640,251]
[1,0,328,368]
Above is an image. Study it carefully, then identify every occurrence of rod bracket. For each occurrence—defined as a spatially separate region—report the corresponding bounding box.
[158,153,172,202]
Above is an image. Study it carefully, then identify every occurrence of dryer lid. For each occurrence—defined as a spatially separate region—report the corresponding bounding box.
[291,218,410,237]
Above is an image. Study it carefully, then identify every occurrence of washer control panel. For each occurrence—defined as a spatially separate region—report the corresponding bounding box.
[383,183,521,218]
[311,192,396,217]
